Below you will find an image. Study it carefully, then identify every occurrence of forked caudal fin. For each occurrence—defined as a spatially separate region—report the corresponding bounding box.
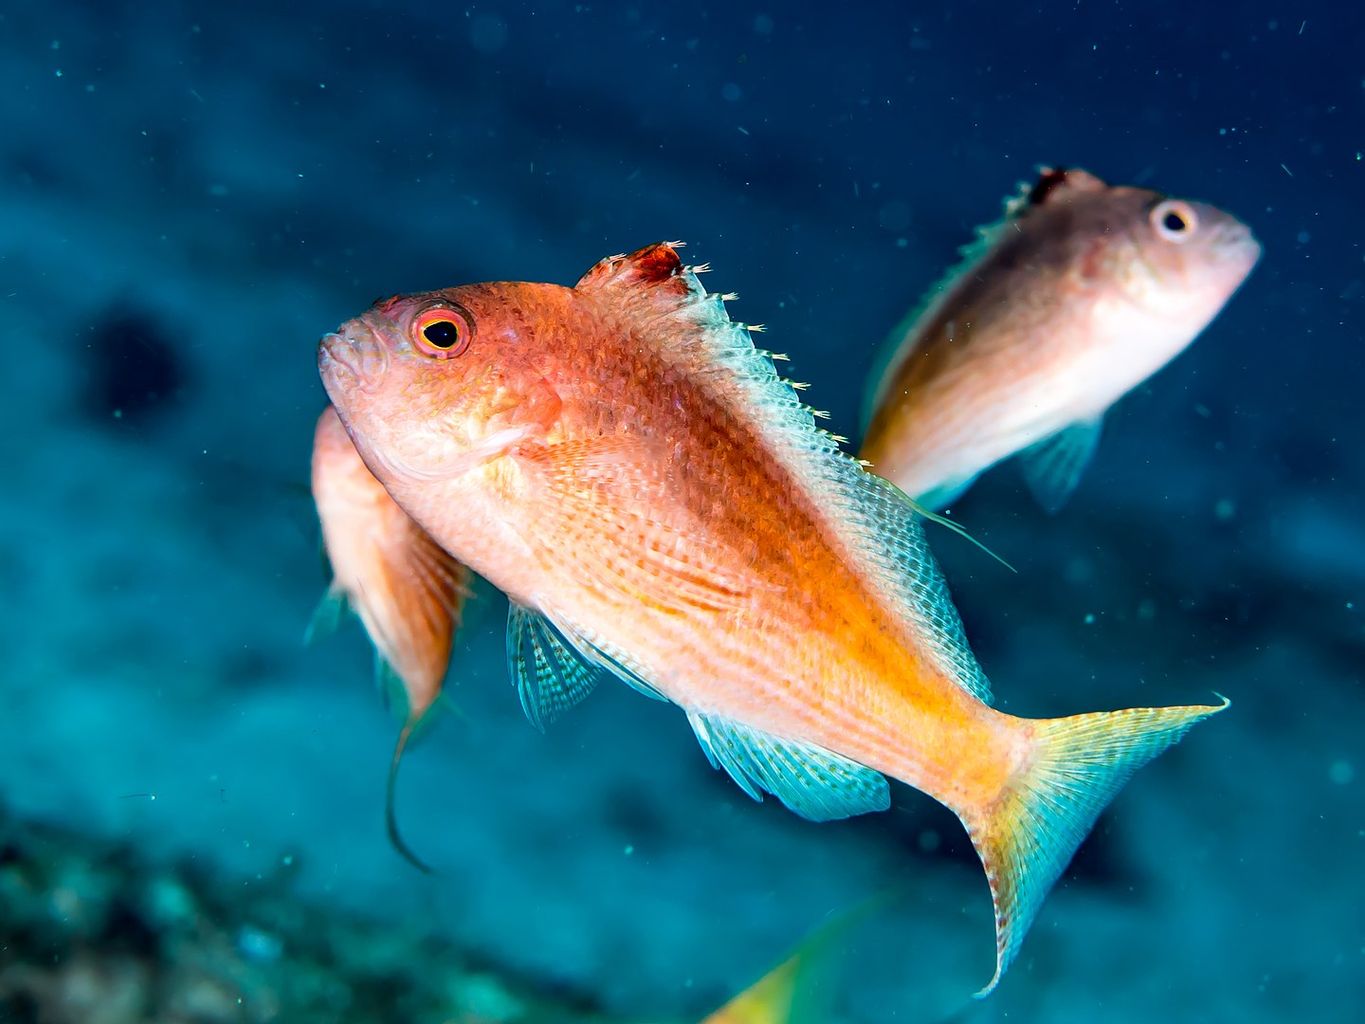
[962,695,1229,997]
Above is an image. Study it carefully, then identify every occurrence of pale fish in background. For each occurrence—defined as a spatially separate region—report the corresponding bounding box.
[318,242,1227,994]
[860,167,1261,511]
[310,405,469,872]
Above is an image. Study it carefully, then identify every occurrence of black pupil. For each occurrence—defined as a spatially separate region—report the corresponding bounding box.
[423,319,460,349]
[1162,210,1188,233]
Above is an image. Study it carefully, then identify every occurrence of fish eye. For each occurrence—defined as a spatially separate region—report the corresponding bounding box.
[424,320,460,348]
[1151,200,1198,242]
[411,307,472,359]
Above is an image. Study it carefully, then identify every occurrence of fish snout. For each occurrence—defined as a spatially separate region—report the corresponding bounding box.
[1192,204,1262,279]
[1213,219,1263,277]
[319,322,390,396]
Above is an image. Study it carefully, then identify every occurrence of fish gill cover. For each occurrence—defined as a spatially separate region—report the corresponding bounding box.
[0,2,1361,1023]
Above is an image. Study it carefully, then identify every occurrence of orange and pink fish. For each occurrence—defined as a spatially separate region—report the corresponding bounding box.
[310,405,468,871]
[861,167,1260,511]
[317,241,1227,994]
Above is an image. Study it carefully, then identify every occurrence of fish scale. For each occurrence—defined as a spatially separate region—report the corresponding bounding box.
[319,241,1230,995]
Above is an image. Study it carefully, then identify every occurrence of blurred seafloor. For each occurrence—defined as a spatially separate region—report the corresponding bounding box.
[1,1,1362,1021]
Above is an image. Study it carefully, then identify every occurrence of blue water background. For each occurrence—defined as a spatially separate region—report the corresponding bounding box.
[1,1,1362,1020]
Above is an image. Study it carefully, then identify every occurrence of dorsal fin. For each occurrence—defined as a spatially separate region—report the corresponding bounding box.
[577,242,992,704]
[577,241,690,294]
[1004,166,1110,218]
[575,242,807,413]
[862,166,1112,428]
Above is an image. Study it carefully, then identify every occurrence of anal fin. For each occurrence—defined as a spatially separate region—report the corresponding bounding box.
[1018,418,1102,513]
[687,711,890,822]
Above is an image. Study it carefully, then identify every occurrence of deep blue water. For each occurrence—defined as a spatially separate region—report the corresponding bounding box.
[1,2,1362,1021]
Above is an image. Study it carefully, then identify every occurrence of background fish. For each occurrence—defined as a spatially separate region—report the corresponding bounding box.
[318,242,1227,994]
[697,928,831,1024]
[310,405,469,871]
[861,167,1261,511]
[697,892,890,1024]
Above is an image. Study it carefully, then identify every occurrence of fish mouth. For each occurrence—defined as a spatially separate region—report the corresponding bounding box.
[1215,222,1263,276]
[318,324,389,397]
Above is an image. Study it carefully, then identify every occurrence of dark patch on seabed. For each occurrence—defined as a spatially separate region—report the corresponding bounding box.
[0,805,609,1023]
[1,0,1362,1022]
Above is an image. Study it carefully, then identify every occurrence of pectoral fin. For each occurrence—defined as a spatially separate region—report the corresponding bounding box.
[506,602,600,731]
[1017,418,1102,513]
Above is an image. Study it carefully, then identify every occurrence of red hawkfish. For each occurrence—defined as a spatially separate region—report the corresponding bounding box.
[318,242,1227,994]
[861,167,1261,511]
[310,405,469,871]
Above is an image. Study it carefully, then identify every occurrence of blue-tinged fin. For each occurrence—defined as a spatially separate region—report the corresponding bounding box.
[1017,417,1102,514]
[373,653,457,733]
[915,472,980,513]
[830,469,993,703]
[576,243,992,706]
[375,653,409,718]
[687,711,890,822]
[304,586,346,645]
[506,602,600,731]
[538,605,671,704]
[963,695,1229,997]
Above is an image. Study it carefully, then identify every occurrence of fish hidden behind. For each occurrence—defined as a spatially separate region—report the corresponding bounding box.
[861,167,1261,511]
[318,242,1227,993]
[310,405,469,871]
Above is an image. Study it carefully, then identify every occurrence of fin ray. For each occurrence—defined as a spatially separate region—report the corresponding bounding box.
[538,606,671,703]
[963,697,1229,996]
[687,711,890,822]
[1018,418,1103,513]
[835,469,993,703]
[506,602,600,731]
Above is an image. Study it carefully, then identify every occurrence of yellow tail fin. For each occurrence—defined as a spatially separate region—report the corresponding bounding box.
[963,696,1229,996]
